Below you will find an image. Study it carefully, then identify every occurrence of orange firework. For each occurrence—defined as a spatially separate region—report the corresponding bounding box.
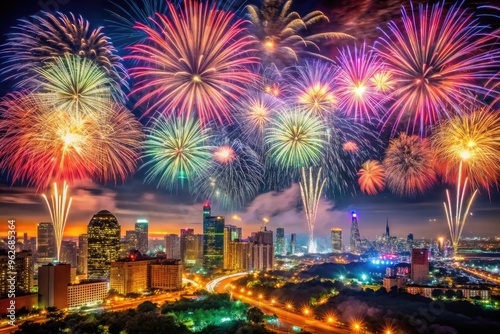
[357,160,385,195]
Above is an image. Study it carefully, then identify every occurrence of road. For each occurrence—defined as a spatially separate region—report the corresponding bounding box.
[210,274,352,334]
[456,265,500,285]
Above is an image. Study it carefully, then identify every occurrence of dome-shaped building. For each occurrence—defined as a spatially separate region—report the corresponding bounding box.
[87,210,121,280]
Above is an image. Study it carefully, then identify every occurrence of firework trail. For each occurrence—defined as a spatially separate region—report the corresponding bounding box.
[358,160,385,195]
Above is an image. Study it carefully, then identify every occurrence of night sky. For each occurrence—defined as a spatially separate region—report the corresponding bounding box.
[0,0,499,245]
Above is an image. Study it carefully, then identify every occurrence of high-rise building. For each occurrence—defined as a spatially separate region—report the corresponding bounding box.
[110,257,153,295]
[385,218,390,238]
[350,211,361,254]
[37,222,56,261]
[135,219,149,255]
[411,248,429,284]
[180,230,203,267]
[227,241,251,271]
[87,210,121,280]
[77,234,88,275]
[60,241,77,268]
[125,230,139,251]
[38,263,71,309]
[407,233,414,252]
[150,259,183,291]
[0,250,33,298]
[330,228,342,252]
[250,244,274,271]
[203,203,225,270]
[180,228,194,265]
[165,234,181,259]
[290,233,296,255]
[253,228,273,245]
[275,228,285,256]
[223,225,239,269]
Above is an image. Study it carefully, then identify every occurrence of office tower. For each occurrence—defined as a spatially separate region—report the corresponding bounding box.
[110,258,153,295]
[165,234,181,259]
[437,237,445,254]
[87,210,121,280]
[150,259,183,291]
[385,218,390,238]
[275,228,285,256]
[77,234,88,275]
[203,204,225,269]
[223,225,239,269]
[0,250,33,297]
[60,241,77,267]
[37,222,56,261]
[250,243,274,271]
[330,228,342,252]
[135,219,149,255]
[411,248,429,284]
[180,228,194,265]
[227,241,251,271]
[125,230,139,251]
[290,233,296,255]
[38,263,71,309]
[350,211,361,254]
[407,233,414,251]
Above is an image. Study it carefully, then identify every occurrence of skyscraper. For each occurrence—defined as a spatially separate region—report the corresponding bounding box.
[60,241,77,267]
[290,233,296,255]
[87,210,121,280]
[331,228,342,252]
[203,203,224,270]
[77,234,88,275]
[0,250,33,297]
[165,234,181,259]
[135,219,149,255]
[350,211,361,254]
[180,228,194,265]
[37,222,56,262]
[38,263,70,309]
[411,248,429,284]
[224,225,239,269]
[385,218,390,238]
[275,228,285,256]
[125,230,139,251]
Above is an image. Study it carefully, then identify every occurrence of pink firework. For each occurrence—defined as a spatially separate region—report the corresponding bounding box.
[336,43,387,121]
[127,0,259,125]
[375,1,500,134]
[214,145,236,164]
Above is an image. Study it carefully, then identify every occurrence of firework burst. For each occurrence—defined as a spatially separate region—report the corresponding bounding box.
[265,108,326,169]
[247,0,353,66]
[194,139,264,210]
[2,11,125,91]
[375,1,500,134]
[27,55,116,117]
[0,92,141,189]
[336,43,386,121]
[299,167,326,253]
[142,115,212,191]
[292,60,338,117]
[357,160,385,195]
[383,133,437,197]
[431,108,500,190]
[128,0,258,125]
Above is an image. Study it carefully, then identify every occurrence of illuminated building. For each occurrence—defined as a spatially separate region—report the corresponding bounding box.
[37,222,56,262]
[60,241,77,268]
[383,277,405,292]
[253,228,273,245]
[203,203,225,269]
[224,225,239,269]
[77,234,88,275]
[0,250,33,297]
[350,211,361,254]
[38,263,71,309]
[125,230,139,250]
[227,241,251,271]
[150,259,182,291]
[135,219,149,254]
[87,210,121,280]
[165,234,181,259]
[180,229,203,267]
[437,237,445,254]
[290,233,296,255]
[410,248,429,284]
[250,243,274,271]
[180,228,194,265]
[385,218,390,238]
[275,227,285,256]
[331,228,342,253]
[110,256,153,295]
[406,285,490,300]
[67,281,107,308]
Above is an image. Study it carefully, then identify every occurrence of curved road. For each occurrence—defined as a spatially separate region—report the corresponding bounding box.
[209,274,351,334]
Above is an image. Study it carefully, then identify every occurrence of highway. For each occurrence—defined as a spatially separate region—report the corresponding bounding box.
[210,274,352,334]
[456,265,500,284]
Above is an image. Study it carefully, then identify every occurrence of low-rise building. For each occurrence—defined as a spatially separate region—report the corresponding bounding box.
[67,281,107,308]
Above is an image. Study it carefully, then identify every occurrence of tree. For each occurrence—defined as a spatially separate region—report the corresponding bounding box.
[246,307,265,324]
[456,290,464,299]
[137,301,158,313]
[445,290,456,299]
[431,289,444,299]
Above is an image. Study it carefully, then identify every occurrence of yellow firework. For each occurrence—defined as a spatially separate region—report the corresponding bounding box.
[431,108,500,189]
